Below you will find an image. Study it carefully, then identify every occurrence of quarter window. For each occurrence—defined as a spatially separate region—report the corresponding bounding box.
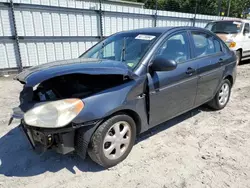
[191,32,216,58]
[214,39,222,53]
[156,32,190,63]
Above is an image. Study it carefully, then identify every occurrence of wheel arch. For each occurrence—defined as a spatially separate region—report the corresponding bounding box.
[224,75,234,86]
[214,73,234,98]
[104,109,142,135]
[236,48,242,54]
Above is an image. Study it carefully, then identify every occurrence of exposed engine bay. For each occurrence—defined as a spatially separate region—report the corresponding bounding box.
[31,74,128,102]
[10,56,141,158]
[13,73,131,155]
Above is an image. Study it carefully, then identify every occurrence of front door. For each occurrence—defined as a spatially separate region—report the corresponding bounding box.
[148,31,198,126]
[243,23,250,57]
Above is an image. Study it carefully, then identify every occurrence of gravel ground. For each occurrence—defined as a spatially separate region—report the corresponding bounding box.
[0,63,250,188]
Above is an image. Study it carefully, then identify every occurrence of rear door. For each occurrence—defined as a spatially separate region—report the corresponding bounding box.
[190,31,225,106]
[148,31,199,126]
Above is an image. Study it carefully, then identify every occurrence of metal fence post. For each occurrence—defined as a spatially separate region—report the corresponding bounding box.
[154,0,157,27]
[9,0,23,72]
[218,0,222,16]
[227,0,231,17]
[193,0,198,27]
[98,0,104,40]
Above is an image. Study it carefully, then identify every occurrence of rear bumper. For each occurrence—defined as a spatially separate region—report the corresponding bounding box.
[233,64,237,85]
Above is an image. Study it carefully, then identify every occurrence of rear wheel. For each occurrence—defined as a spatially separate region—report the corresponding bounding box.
[236,50,241,65]
[208,79,231,110]
[88,114,136,168]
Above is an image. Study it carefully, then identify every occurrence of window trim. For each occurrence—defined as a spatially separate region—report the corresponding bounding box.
[189,30,224,60]
[221,40,230,53]
[213,37,223,53]
[151,30,192,65]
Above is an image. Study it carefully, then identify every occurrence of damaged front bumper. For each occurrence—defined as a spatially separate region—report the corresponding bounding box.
[10,103,87,155]
[20,121,76,154]
[10,98,101,158]
[13,114,100,157]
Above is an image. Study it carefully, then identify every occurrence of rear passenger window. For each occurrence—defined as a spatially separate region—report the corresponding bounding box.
[214,39,222,53]
[191,32,216,58]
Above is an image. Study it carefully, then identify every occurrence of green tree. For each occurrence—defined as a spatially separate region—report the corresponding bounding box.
[125,0,250,17]
[227,0,250,17]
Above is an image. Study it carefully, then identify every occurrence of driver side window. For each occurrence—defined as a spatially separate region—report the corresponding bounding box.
[156,32,190,63]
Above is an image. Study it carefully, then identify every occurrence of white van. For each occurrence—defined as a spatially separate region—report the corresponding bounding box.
[205,19,250,64]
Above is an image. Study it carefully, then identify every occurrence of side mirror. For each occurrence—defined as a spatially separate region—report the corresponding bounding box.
[151,56,177,72]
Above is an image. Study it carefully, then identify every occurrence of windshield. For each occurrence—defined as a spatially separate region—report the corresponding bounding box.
[80,32,161,69]
[205,21,243,34]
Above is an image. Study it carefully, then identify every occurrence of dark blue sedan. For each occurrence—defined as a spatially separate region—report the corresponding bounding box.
[12,26,237,167]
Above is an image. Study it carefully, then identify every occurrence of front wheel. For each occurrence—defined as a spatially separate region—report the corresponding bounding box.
[87,114,136,168]
[208,79,232,110]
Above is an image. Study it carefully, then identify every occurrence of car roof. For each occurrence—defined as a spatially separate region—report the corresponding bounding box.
[210,19,242,22]
[208,19,250,23]
[118,26,207,35]
[241,19,250,23]
[207,19,250,25]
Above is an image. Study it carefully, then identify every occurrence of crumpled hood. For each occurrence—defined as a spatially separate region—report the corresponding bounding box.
[15,58,136,87]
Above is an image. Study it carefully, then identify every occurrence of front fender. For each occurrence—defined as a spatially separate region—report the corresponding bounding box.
[73,76,148,133]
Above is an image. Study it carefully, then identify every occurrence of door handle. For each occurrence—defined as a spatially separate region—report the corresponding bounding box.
[219,58,224,65]
[186,67,195,75]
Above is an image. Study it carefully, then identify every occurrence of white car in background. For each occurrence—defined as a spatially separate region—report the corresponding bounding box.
[205,19,250,65]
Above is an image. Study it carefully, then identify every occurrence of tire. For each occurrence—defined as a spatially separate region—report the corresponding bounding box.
[236,50,241,65]
[87,114,136,168]
[208,79,232,110]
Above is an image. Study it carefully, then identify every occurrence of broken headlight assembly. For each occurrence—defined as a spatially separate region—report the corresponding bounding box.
[24,99,84,128]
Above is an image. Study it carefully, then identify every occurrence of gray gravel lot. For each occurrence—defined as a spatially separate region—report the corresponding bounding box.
[0,63,250,188]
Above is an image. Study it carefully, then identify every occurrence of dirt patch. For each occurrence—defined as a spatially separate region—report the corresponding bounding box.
[0,64,250,188]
